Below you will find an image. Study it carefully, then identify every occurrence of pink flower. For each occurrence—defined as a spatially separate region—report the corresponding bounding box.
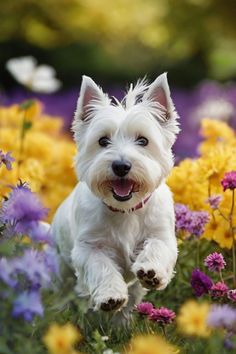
[210,282,229,298]
[204,252,226,272]
[149,307,176,324]
[221,171,236,192]
[228,290,236,302]
[0,150,15,170]
[136,302,154,315]
[206,195,222,210]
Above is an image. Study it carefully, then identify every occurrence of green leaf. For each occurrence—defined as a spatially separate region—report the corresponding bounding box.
[19,99,35,110]
[0,239,16,256]
[23,120,33,132]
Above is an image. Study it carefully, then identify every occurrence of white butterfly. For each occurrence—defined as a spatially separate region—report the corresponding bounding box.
[6,56,61,93]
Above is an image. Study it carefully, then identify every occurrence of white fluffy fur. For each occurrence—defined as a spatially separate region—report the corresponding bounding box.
[51,73,180,319]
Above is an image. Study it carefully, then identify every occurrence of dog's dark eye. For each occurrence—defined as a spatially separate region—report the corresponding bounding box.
[99,137,111,147]
[136,136,149,146]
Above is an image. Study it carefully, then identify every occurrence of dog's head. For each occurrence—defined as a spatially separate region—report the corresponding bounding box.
[72,74,179,211]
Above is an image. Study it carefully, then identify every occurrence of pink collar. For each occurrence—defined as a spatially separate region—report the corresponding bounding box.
[105,194,152,213]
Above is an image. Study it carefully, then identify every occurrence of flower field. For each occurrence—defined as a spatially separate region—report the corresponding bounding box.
[1,96,236,354]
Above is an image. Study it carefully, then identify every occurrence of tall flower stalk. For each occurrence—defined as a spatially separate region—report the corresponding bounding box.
[221,171,236,286]
[229,190,236,286]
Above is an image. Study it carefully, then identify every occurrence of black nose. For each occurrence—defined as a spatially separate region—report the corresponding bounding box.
[112,160,132,177]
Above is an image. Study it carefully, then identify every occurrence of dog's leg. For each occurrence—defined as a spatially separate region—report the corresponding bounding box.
[132,233,177,290]
[71,243,128,311]
[112,280,147,325]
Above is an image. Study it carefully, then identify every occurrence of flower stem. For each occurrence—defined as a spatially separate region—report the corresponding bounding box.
[229,189,236,287]
[17,110,26,177]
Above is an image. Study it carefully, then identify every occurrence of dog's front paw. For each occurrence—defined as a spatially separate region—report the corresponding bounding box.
[137,269,160,289]
[100,298,126,312]
[133,264,170,290]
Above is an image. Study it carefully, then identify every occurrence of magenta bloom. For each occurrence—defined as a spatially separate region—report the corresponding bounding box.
[228,290,236,302]
[0,150,15,170]
[210,282,229,298]
[204,252,226,272]
[136,302,154,315]
[206,195,222,210]
[221,171,236,191]
[191,268,213,297]
[149,307,176,324]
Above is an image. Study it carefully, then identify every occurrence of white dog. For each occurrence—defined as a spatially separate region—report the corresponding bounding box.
[52,73,179,319]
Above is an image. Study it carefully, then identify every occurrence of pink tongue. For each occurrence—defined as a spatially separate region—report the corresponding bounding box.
[112,179,134,197]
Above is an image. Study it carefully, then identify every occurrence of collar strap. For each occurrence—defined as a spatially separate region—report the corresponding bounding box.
[105,194,152,213]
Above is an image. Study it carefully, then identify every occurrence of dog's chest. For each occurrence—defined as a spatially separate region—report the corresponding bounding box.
[105,212,146,276]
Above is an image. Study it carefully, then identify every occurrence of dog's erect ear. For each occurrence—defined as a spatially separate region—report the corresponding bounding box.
[143,73,174,116]
[75,76,108,121]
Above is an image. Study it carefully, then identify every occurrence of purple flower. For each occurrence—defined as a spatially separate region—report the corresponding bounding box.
[0,258,17,288]
[149,307,176,324]
[204,252,226,272]
[0,183,48,234]
[207,305,236,332]
[12,291,44,321]
[136,302,154,315]
[175,203,189,231]
[187,210,210,237]
[206,195,222,210]
[228,289,236,302]
[175,204,209,237]
[210,282,229,298]
[191,268,213,297]
[221,171,236,191]
[43,246,60,276]
[0,150,15,170]
[28,221,53,245]
[12,249,52,289]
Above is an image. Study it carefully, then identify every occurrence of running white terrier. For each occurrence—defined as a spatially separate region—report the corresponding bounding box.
[52,73,179,318]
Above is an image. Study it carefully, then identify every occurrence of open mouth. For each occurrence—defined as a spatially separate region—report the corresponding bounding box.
[111,179,136,202]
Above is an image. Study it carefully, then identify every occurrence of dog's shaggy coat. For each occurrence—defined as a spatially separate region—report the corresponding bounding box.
[52,73,179,318]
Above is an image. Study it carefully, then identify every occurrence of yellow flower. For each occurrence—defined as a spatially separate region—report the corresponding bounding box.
[43,323,82,354]
[177,300,211,338]
[126,334,178,354]
[199,119,235,155]
[0,103,77,220]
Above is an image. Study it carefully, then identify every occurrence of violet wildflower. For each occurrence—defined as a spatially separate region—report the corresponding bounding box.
[28,221,53,245]
[221,171,236,191]
[228,289,236,302]
[175,204,209,237]
[12,249,52,289]
[175,203,190,231]
[0,257,17,288]
[191,269,213,297]
[136,302,154,315]
[204,252,226,272]
[207,304,236,332]
[149,307,176,324]
[224,337,235,350]
[210,282,229,298]
[1,183,48,234]
[0,150,15,170]
[188,210,210,237]
[206,195,222,210]
[12,290,44,321]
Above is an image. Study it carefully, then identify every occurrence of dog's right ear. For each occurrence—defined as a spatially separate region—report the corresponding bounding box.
[75,76,109,122]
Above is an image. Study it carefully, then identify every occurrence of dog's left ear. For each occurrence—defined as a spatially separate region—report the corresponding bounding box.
[144,73,180,145]
[143,73,174,119]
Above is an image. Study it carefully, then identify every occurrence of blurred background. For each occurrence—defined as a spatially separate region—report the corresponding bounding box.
[1,0,236,158]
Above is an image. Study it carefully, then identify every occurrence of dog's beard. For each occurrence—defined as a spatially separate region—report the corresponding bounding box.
[88,169,162,210]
